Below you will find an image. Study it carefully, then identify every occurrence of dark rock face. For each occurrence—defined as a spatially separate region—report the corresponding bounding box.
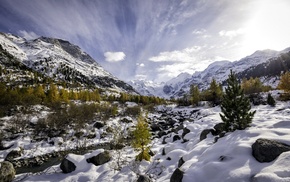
[0,161,15,182]
[93,122,104,129]
[178,157,185,168]
[200,129,214,141]
[137,174,152,182]
[252,138,290,162]
[60,158,76,173]
[86,151,111,166]
[170,168,184,182]
[163,85,173,95]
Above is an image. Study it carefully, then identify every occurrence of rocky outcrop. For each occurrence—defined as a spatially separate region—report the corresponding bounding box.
[252,138,290,162]
[86,151,111,166]
[0,161,15,182]
[60,158,76,173]
[170,168,184,182]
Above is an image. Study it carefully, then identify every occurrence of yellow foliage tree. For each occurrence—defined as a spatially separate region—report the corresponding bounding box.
[278,71,290,93]
[132,114,151,161]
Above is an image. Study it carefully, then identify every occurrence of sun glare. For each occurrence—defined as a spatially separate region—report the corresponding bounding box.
[242,0,290,54]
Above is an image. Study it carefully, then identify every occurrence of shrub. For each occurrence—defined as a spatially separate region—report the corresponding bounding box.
[267,93,276,107]
[123,106,141,117]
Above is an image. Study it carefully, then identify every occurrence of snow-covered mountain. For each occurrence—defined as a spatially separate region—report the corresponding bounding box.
[128,80,165,97]
[129,73,192,98]
[0,32,136,93]
[137,48,290,98]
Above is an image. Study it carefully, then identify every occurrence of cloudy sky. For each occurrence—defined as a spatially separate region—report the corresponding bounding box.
[1,0,290,82]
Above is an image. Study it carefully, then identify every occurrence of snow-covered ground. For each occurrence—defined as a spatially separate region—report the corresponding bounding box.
[3,97,290,182]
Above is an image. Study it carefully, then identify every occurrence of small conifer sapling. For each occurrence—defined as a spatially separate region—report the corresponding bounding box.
[220,70,256,132]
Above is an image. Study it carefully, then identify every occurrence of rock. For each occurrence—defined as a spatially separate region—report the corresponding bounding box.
[120,118,133,123]
[200,129,214,141]
[93,122,104,129]
[0,144,13,151]
[162,148,166,156]
[5,150,22,161]
[0,161,15,182]
[252,138,290,162]
[213,123,225,135]
[173,135,181,142]
[60,158,76,173]
[178,157,185,168]
[137,174,152,182]
[86,151,111,166]
[158,131,167,138]
[170,168,184,182]
[148,150,155,156]
[181,127,190,139]
[151,123,161,132]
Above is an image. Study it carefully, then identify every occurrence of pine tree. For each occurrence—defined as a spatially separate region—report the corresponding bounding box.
[220,70,256,132]
[132,113,151,161]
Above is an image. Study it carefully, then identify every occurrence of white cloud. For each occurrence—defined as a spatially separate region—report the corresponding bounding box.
[104,52,126,62]
[192,29,206,35]
[18,30,39,40]
[149,46,201,62]
[219,28,246,39]
[136,63,145,67]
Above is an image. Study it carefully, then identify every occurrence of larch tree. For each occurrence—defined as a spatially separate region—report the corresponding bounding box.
[220,70,256,132]
[132,113,151,161]
[190,85,200,106]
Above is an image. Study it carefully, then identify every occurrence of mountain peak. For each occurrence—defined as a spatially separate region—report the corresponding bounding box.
[0,32,136,94]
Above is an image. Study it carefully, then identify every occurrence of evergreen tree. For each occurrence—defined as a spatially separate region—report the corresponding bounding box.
[267,93,276,107]
[132,113,151,161]
[190,85,200,106]
[220,70,256,132]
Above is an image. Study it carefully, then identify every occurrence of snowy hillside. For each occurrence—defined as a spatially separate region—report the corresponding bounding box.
[128,80,165,97]
[0,32,136,93]
[6,91,290,182]
[158,48,290,98]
